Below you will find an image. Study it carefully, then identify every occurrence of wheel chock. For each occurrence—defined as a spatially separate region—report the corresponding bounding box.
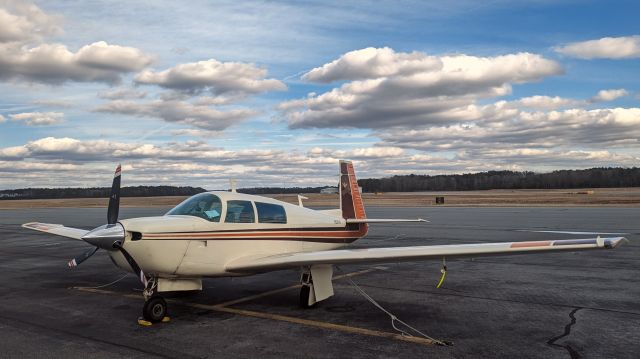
[137,317,153,326]
[137,316,170,326]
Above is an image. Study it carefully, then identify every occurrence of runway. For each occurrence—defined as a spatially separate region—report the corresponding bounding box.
[1,206,638,358]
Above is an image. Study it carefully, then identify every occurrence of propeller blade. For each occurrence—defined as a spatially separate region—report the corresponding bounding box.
[68,247,99,268]
[112,241,147,286]
[107,164,122,225]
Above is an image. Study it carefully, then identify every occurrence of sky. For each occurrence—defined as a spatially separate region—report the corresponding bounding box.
[0,0,639,190]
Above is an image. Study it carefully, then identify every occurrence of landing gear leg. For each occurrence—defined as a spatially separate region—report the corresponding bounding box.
[299,269,316,309]
[142,277,168,323]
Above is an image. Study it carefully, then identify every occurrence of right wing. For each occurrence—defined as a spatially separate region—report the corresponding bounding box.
[226,236,627,273]
[345,218,428,223]
[22,222,89,240]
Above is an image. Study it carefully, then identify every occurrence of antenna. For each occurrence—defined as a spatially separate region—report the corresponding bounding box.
[229,179,237,193]
[338,169,342,213]
[298,195,308,207]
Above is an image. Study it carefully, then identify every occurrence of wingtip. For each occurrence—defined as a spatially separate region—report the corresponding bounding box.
[605,237,628,249]
[22,222,35,228]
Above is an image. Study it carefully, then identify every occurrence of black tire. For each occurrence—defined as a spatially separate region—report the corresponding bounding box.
[299,285,316,309]
[143,296,167,322]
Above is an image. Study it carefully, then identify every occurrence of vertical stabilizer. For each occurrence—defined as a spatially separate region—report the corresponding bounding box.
[339,160,366,220]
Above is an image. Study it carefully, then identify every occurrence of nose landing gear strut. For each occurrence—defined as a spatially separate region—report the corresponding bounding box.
[140,276,169,324]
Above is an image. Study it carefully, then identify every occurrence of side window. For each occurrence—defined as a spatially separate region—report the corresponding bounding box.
[225,200,255,223]
[255,202,287,224]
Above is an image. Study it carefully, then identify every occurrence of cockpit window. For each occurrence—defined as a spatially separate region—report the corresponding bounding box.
[166,193,222,222]
[224,200,255,223]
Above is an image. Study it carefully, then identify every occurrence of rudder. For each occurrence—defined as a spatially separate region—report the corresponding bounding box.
[339,160,366,220]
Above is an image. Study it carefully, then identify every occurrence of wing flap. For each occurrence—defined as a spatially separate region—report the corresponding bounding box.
[22,222,89,240]
[226,237,627,273]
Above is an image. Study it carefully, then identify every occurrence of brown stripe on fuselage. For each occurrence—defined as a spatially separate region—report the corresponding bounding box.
[141,236,361,243]
[141,227,368,242]
[510,241,552,248]
[142,226,348,234]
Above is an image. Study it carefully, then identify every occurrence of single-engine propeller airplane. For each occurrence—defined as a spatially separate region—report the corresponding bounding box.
[23,161,627,323]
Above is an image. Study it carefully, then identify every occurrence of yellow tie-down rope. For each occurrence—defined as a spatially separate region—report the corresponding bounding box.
[436,257,447,289]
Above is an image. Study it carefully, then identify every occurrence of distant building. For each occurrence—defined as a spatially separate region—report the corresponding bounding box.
[320,187,339,194]
[0,193,20,198]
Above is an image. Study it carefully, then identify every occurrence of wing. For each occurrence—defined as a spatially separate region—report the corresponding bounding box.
[226,236,627,273]
[22,222,89,240]
[346,218,428,223]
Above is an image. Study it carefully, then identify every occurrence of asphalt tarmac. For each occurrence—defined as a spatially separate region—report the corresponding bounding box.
[0,206,638,358]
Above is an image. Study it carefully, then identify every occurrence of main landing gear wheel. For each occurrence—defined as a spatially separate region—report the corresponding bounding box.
[299,285,316,309]
[143,296,167,322]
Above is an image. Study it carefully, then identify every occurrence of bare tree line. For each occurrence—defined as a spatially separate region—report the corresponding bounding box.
[358,167,640,192]
[1,168,638,199]
[0,186,207,200]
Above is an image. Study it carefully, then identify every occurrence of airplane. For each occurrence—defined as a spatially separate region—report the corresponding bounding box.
[23,161,627,323]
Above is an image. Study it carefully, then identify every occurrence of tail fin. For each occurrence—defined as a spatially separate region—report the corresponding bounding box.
[339,160,366,220]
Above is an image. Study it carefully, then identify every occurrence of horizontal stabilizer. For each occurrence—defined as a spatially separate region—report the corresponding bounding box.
[226,236,627,273]
[22,222,89,240]
[346,218,428,223]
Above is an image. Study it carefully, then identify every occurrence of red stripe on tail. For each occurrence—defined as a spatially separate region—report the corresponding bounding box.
[339,160,366,220]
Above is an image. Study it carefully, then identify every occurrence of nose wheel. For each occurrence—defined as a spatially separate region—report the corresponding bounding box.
[143,296,168,322]
[140,276,169,323]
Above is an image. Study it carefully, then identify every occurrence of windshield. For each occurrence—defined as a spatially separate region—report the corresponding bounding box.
[166,193,222,222]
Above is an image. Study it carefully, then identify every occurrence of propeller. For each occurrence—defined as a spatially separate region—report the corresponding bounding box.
[68,247,99,268]
[68,164,147,285]
[113,241,147,286]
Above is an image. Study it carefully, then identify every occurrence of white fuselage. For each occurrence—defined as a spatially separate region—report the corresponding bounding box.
[109,191,367,278]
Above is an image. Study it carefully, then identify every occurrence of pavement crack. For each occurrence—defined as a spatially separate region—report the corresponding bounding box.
[547,307,583,359]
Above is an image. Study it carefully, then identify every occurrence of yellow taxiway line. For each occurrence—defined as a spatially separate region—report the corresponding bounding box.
[190,302,439,346]
[73,268,440,346]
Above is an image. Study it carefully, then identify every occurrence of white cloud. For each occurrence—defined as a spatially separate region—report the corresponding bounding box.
[303,47,442,82]
[74,41,153,72]
[503,90,627,110]
[94,99,256,131]
[98,88,147,100]
[31,99,73,108]
[0,114,5,123]
[0,3,153,84]
[510,95,579,110]
[171,129,224,138]
[135,59,286,94]
[453,148,640,171]
[99,59,284,131]
[377,107,640,151]
[9,112,64,126]
[0,41,153,84]
[0,2,61,43]
[555,35,640,59]
[1,136,637,189]
[281,48,562,129]
[591,88,628,102]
